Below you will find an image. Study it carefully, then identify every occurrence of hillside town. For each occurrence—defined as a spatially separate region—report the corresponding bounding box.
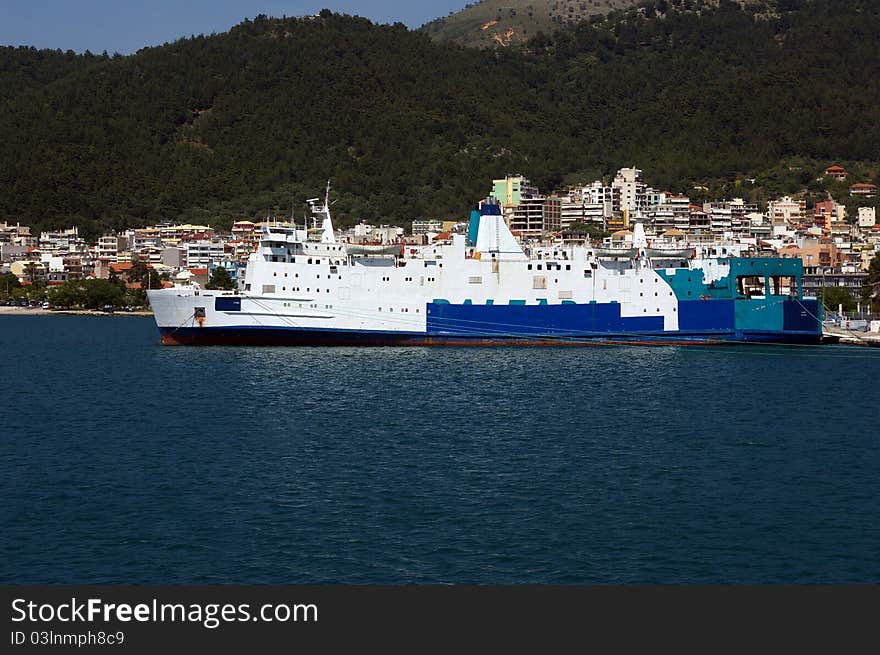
[2,165,879,311]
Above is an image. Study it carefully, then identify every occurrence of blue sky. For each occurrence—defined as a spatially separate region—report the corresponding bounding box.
[0,1,465,55]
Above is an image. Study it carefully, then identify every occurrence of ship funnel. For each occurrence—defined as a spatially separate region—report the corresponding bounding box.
[632,221,648,249]
[473,199,527,260]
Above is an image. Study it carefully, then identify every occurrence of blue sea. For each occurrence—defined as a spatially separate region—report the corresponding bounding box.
[1,315,878,584]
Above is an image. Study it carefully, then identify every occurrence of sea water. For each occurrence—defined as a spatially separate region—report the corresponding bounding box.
[1,315,878,583]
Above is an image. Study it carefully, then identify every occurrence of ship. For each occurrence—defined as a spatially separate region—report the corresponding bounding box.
[147,187,823,346]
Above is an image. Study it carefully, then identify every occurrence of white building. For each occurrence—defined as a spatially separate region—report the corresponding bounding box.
[767,196,805,225]
[858,207,876,228]
[412,219,443,236]
[612,167,648,213]
[184,239,225,267]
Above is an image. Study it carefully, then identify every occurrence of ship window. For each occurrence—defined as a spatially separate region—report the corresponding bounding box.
[537,265,542,270]
[528,264,533,270]
[770,276,797,297]
[469,276,482,284]
[245,284,251,291]
[262,285,275,294]
[737,275,765,298]
[584,270,592,278]
[566,265,571,270]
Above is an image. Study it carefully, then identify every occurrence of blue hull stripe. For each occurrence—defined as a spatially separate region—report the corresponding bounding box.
[158,297,821,346]
[426,301,665,337]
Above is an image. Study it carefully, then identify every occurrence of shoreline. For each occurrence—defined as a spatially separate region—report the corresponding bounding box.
[0,306,152,317]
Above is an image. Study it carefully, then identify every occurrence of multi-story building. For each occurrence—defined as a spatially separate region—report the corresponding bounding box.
[0,222,34,246]
[183,238,225,267]
[491,175,545,238]
[509,196,546,238]
[648,196,691,233]
[492,175,538,209]
[857,207,876,228]
[542,196,591,233]
[767,196,806,225]
[39,227,85,255]
[612,167,648,214]
[813,200,846,230]
[412,219,443,235]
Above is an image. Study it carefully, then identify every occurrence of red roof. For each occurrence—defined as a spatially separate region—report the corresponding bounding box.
[110,262,134,273]
[125,282,143,290]
[161,280,174,288]
[825,165,845,172]
[850,183,876,189]
[189,268,208,275]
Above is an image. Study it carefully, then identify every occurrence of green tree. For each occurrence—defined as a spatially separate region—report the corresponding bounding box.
[821,286,856,313]
[0,272,21,299]
[206,265,235,290]
[126,259,165,290]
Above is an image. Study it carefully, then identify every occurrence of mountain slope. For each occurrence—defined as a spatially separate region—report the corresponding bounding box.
[421,0,641,48]
[0,2,878,238]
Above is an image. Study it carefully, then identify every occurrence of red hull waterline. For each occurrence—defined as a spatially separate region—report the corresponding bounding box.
[158,329,733,347]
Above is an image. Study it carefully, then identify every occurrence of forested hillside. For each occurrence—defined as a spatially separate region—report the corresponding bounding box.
[0,1,878,240]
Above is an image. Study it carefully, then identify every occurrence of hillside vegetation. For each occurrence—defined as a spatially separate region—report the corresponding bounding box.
[0,1,878,239]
